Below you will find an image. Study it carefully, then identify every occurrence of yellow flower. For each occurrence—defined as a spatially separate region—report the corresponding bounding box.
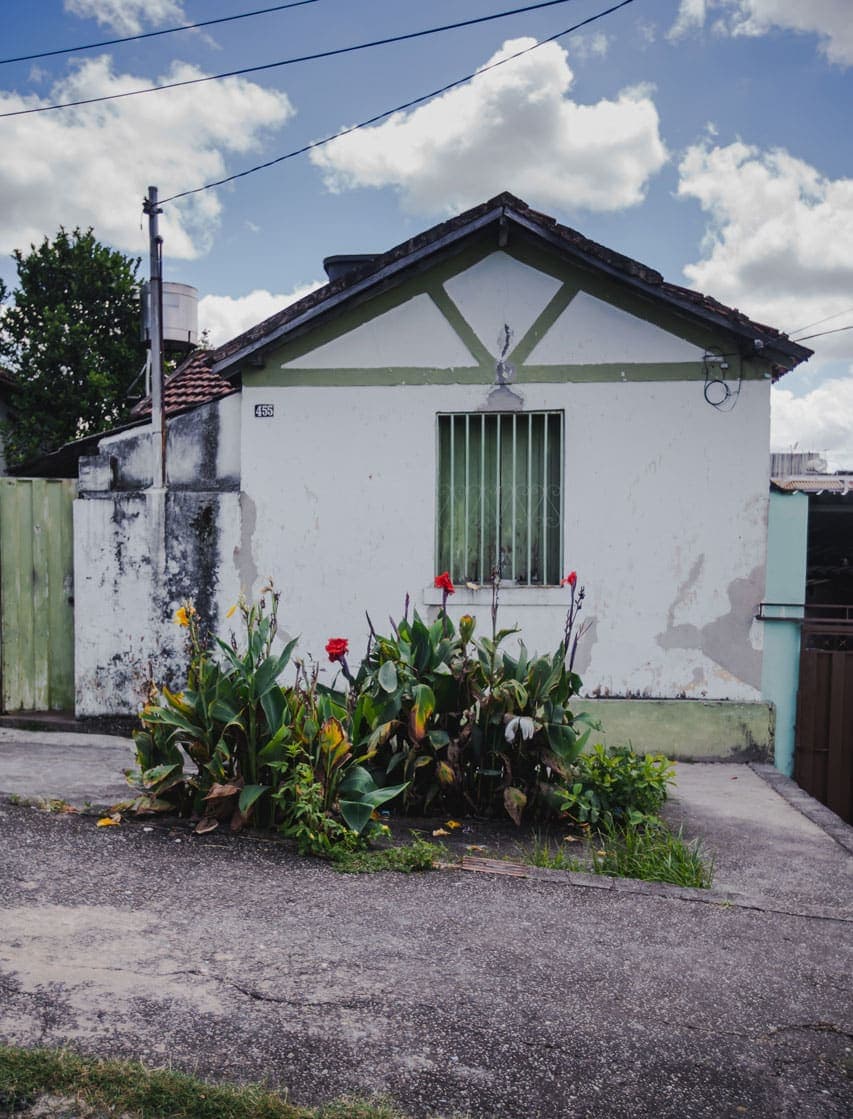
[175,606,190,627]
[226,604,237,619]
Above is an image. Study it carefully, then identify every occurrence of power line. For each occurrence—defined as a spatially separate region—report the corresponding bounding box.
[160,0,636,205]
[790,306,853,337]
[0,1,321,67]
[0,0,586,119]
[792,324,853,343]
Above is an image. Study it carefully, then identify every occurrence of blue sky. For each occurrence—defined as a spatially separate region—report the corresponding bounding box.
[2,0,852,461]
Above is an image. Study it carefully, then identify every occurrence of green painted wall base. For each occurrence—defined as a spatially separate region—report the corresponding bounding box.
[573,698,774,762]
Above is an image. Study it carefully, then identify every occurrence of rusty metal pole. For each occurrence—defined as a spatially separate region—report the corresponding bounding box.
[143,186,166,488]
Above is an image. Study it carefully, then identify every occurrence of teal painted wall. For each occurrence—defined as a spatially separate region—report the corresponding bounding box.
[761,490,808,775]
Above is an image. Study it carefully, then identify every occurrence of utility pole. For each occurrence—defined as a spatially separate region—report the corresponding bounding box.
[143,185,166,488]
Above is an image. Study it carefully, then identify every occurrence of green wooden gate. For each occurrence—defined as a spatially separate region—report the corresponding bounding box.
[0,478,76,712]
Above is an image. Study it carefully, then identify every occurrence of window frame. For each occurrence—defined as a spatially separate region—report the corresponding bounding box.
[434,409,565,588]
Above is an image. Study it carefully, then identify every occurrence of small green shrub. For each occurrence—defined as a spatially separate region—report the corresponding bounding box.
[591,817,714,888]
[558,744,675,826]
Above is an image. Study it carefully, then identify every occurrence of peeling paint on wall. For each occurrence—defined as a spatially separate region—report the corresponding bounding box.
[234,491,258,595]
[657,564,764,690]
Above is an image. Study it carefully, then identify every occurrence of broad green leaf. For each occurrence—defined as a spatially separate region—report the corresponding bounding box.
[378,660,398,693]
[338,764,374,797]
[209,698,242,726]
[141,762,182,786]
[338,799,373,834]
[260,686,287,733]
[238,784,269,815]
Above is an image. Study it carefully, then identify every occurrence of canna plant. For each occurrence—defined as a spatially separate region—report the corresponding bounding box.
[123,586,406,850]
[349,570,595,824]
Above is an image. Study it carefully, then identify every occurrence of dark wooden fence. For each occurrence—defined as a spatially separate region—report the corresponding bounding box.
[795,607,853,825]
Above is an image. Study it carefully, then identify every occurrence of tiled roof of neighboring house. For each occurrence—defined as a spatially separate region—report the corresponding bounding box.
[210,191,813,381]
[130,348,235,418]
[772,476,853,494]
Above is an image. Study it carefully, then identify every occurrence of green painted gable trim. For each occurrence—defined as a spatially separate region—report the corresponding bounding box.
[258,233,772,384]
[245,362,728,389]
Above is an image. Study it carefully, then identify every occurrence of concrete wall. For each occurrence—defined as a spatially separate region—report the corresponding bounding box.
[74,395,242,716]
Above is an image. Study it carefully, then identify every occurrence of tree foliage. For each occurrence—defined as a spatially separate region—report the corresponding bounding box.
[0,227,145,467]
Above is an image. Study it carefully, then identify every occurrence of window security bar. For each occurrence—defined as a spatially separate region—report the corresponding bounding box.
[437,411,563,586]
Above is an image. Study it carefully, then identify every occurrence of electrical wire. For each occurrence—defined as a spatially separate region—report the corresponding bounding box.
[0,1,321,67]
[789,306,853,337]
[791,324,853,343]
[0,0,588,119]
[160,0,636,205]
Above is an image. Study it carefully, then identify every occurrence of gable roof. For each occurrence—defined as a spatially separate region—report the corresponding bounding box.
[209,191,812,382]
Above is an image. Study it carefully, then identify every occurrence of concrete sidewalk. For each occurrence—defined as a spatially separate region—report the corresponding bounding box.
[0,727,135,806]
[0,728,851,1118]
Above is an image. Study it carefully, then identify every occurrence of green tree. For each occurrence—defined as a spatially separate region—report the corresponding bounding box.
[0,227,145,467]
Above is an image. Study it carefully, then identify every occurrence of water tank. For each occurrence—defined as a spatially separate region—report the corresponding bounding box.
[161,282,198,352]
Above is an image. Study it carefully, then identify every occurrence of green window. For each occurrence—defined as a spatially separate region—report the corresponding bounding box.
[436,411,564,586]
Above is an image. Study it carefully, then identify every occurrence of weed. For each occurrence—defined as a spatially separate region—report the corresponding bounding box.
[591,818,714,888]
[331,837,442,874]
[5,796,76,814]
[521,834,584,872]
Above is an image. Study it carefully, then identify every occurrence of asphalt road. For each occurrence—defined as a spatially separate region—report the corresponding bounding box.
[0,741,851,1118]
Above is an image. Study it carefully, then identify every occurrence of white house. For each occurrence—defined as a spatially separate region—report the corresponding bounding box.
[74,193,811,757]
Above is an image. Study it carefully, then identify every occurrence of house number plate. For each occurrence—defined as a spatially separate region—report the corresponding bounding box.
[254,403,274,418]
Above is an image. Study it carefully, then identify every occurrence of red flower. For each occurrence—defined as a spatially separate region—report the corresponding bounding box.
[325,637,349,663]
[561,571,577,588]
[434,571,455,595]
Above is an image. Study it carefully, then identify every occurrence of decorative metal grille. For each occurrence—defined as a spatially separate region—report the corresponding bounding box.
[436,412,564,586]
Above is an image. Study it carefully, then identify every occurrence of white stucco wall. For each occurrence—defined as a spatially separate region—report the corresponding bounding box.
[239,377,770,701]
[72,246,778,716]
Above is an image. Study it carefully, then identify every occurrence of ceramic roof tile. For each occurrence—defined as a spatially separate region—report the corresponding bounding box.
[131,349,235,418]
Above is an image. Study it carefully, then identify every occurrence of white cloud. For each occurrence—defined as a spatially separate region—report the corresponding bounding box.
[677,141,853,366]
[0,56,293,260]
[199,284,323,347]
[310,37,667,217]
[568,33,610,61]
[668,0,706,40]
[669,1,853,65]
[65,0,186,36]
[772,378,853,469]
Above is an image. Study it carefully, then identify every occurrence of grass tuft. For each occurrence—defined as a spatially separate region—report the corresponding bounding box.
[330,837,441,874]
[521,819,714,889]
[0,1046,418,1119]
[591,818,714,888]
